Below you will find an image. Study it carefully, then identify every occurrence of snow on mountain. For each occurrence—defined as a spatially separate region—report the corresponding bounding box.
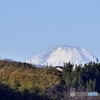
[27,46,98,66]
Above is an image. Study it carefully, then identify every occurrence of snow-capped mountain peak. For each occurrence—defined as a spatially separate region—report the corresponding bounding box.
[27,46,98,66]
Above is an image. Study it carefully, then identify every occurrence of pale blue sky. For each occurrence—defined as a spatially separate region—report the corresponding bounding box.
[0,0,100,61]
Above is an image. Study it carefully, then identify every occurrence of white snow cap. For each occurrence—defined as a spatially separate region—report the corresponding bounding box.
[27,46,98,66]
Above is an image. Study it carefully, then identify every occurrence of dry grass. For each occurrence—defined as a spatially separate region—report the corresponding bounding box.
[0,61,61,93]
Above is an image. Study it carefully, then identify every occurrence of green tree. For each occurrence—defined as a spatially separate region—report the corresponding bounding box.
[71,76,77,87]
[88,79,93,91]
[86,81,89,91]
[93,79,96,91]
[62,62,74,88]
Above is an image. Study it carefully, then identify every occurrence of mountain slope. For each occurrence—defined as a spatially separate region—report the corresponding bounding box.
[27,46,98,66]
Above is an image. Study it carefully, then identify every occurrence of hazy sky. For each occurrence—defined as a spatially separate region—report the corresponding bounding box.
[0,0,100,61]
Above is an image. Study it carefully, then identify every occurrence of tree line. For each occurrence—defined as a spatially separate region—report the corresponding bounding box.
[62,62,100,92]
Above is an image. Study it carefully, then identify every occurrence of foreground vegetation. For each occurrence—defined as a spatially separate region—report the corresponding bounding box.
[0,60,100,100]
[0,60,61,92]
[62,62,100,92]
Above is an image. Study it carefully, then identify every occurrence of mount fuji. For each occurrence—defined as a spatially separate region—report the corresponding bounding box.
[27,46,98,66]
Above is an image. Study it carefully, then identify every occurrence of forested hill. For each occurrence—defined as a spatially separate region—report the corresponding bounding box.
[0,60,61,91]
[0,60,61,100]
[0,60,100,100]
